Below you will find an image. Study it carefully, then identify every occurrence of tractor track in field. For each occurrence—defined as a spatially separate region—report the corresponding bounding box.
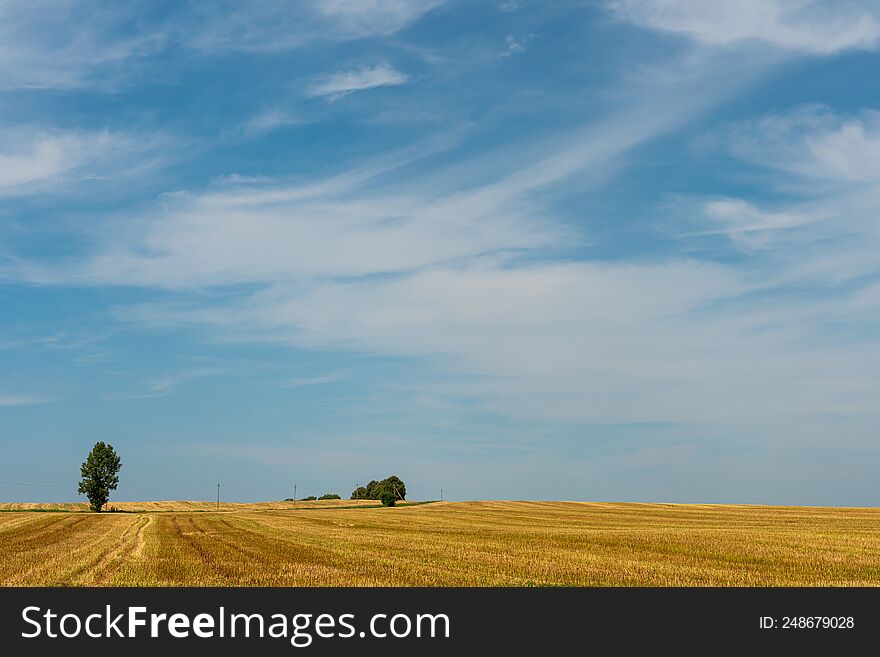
[211,515,340,568]
[92,514,153,585]
[56,515,143,585]
[175,515,273,577]
[167,514,248,582]
[1,514,90,551]
[0,513,48,534]
[4,516,108,585]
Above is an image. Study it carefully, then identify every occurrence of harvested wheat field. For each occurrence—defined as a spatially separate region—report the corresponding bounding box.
[1,501,879,586]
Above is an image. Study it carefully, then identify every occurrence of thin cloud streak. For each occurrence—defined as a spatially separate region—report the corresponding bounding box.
[306,64,409,101]
[0,395,52,407]
[0,1,443,88]
[615,0,880,54]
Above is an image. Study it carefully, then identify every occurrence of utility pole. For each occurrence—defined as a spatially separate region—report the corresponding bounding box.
[216,482,220,511]
[293,483,297,509]
[440,488,443,502]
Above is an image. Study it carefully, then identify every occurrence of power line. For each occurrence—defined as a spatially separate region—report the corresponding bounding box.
[0,479,342,499]
[0,480,289,493]
[117,484,205,492]
[0,480,209,492]
[223,485,287,493]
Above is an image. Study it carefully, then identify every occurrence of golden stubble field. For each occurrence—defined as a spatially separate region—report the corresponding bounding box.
[1,501,879,586]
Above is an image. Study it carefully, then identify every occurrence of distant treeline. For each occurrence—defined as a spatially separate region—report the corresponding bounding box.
[283,493,341,501]
[350,476,406,506]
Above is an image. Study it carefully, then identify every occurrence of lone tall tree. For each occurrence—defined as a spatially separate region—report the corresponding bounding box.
[78,442,122,512]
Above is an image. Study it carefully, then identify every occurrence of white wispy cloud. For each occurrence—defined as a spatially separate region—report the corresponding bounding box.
[0,130,120,191]
[183,0,444,52]
[0,133,83,189]
[500,33,536,58]
[660,106,880,319]
[316,0,445,40]
[17,62,732,290]
[306,64,409,101]
[0,1,165,89]
[726,105,880,185]
[615,0,880,54]
[241,107,301,138]
[10,37,880,442]
[103,367,229,401]
[0,126,169,197]
[100,100,880,431]
[107,253,880,429]
[0,1,442,88]
[0,394,51,407]
[681,197,823,251]
[211,173,274,186]
[703,105,880,287]
[282,375,345,388]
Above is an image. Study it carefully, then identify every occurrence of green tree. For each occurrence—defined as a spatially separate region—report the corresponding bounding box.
[350,486,367,500]
[380,490,397,507]
[319,493,341,500]
[77,442,122,512]
[382,475,406,501]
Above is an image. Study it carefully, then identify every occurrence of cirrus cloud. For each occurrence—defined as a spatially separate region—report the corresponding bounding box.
[306,64,410,101]
[615,0,880,54]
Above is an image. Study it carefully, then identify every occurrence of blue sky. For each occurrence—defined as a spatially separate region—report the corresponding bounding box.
[2,0,880,504]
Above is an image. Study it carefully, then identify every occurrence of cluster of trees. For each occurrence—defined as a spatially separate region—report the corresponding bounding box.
[350,476,406,507]
[283,493,341,502]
